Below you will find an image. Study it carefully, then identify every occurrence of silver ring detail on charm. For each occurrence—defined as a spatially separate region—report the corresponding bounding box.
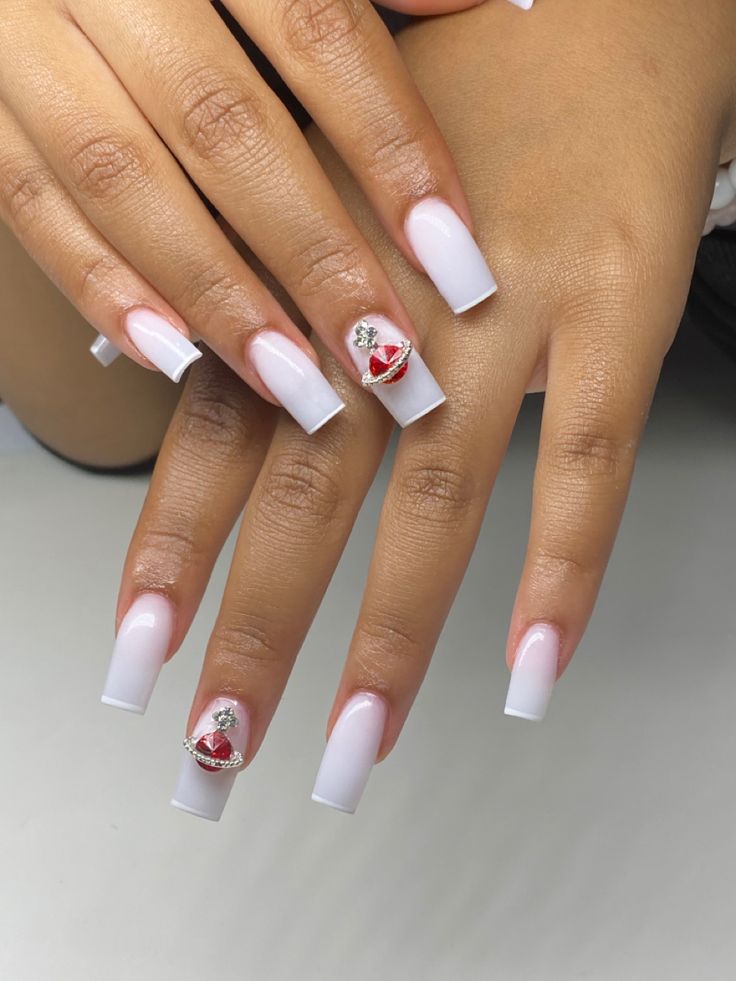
[182,737,244,769]
[182,704,243,768]
[361,340,413,387]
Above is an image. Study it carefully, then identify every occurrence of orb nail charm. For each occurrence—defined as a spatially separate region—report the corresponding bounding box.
[183,704,244,771]
[353,319,412,387]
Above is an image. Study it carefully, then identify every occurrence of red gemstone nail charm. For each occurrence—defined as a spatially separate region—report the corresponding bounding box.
[194,730,233,772]
[369,345,409,384]
[354,320,413,387]
[183,705,244,771]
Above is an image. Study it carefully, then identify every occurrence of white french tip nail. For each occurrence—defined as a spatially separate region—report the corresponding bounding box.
[249,331,345,434]
[405,199,497,315]
[124,309,201,383]
[171,698,249,822]
[347,316,445,428]
[507,0,534,9]
[101,594,174,714]
[504,624,560,722]
[311,693,387,815]
[90,334,121,367]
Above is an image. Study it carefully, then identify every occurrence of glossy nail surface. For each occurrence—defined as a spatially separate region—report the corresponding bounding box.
[504,624,560,722]
[124,309,201,383]
[347,316,445,428]
[171,698,249,822]
[507,0,534,9]
[249,331,345,434]
[405,199,497,314]
[312,692,387,814]
[101,593,174,714]
[90,334,121,367]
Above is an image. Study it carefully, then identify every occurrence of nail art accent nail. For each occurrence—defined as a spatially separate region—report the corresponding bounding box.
[504,624,560,722]
[405,199,497,315]
[171,698,249,822]
[124,309,201,383]
[101,593,174,714]
[90,334,121,367]
[249,331,345,434]
[311,692,387,814]
[348,316,445,428]
[353,319,412,385]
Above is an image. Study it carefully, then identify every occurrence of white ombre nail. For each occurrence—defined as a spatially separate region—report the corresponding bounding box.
[405,199,497,314]
[311,692,387,814]
[347,316,445,428]
[507,0,534,9]
[101,594,174,714]
[249,331,345,434]
[504,624,560,722]
[171,698,249,822]
[124,308,201,383]
[90,334,121,367]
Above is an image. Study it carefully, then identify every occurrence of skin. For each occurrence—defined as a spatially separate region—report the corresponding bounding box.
[114,0,736,767]
[5,2,736,774]
[0,0,479,412]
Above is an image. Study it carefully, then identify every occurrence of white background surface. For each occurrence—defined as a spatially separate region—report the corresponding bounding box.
[1,321,735,980]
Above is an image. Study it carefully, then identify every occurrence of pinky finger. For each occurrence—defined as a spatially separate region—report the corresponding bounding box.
[0,102,200,382]
[504,315,674,722]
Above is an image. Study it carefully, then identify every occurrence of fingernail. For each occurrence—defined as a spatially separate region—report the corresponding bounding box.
[90,334,121,367]
[249,331,345,434]
[405,198,497,315]
[507,0,534,9]
[171,698,249,822]
[124,308,201,383]
[311,692,387,814]
[504,624,560,722]
[101,593,175,714]
[347,316,445,428]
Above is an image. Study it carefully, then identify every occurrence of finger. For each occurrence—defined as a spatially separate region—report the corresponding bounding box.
[0,9,345,432]
[170,367,390,820]
[102,350,277,714]
[503,278,685,722]
[312,309,539,812]
[231,0,496,309]
[0,100,195,377]
[66,0,449,423]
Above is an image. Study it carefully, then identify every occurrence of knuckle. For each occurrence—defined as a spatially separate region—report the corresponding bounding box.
[559,215,649,326]
[130,524,203,588]
[76,253,119,309]
[66,129,151,204]
[549,424,631,480]
[394,460,480,525]
[258,447,344,529]
[0,164,54,234]
[290,231,364,298]
[531,542,592,589]
[211,616,281,674]
[176,268,242,324]
[174,66,270,166]
[364,117,429,187]
[177,384,250,451]
[356,613,423,669]
[278,0,365,64]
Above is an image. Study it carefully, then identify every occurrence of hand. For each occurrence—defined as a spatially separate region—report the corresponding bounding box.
[0,0,500,435]
[103,0,736,817]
